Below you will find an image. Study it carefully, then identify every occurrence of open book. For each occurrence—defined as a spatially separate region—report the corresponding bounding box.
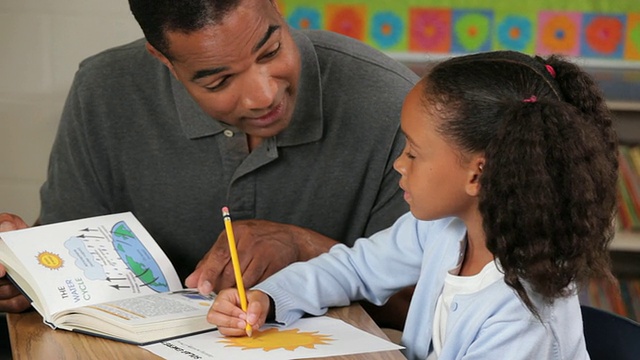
[0,212,217,345]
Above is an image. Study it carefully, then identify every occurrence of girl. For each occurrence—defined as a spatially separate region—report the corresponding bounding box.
[207,50,618,360]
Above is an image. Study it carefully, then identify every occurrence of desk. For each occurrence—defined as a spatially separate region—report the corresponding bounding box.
[8,303,406,360]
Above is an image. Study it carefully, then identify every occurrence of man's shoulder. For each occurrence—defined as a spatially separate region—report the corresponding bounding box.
[79,38,145,65]
[299,29,386,61]
[68,38,170,97]
[75,38,161,80]
[296,30,418,83]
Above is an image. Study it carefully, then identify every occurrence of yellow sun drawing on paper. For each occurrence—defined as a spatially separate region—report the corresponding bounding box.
[218,327,333,352]
[36,251,64,270]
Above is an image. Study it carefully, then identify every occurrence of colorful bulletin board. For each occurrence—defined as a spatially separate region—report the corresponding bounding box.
[276,0,640,63]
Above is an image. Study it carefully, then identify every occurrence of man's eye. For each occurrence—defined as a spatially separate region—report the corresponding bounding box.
[205,76,230,91]
[262,43,281,60]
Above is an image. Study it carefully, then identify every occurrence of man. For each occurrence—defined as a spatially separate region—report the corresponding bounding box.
[0,0,418,329]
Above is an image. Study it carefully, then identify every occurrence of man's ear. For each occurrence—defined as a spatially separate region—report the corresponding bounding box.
[145,42,178,78]
[466,155,485,197]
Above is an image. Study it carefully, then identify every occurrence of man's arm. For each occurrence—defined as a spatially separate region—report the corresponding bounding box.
[185,219,339,294]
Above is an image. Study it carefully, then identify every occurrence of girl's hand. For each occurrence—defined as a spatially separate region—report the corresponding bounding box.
[207,288,270,336]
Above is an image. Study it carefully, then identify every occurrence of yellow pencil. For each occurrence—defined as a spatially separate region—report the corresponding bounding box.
[221,206,252,337]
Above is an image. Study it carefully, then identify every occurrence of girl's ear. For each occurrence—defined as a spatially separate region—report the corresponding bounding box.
[466,155,485,197]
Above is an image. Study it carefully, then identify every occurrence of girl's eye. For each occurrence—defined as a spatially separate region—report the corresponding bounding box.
[405,151,416,160]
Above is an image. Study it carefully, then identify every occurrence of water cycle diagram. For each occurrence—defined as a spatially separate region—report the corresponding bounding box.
[40,220,171,294]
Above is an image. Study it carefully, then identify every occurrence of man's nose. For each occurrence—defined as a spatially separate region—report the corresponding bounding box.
[241,68,277,111]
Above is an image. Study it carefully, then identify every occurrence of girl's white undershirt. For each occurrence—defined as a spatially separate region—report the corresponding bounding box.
[426,257,503,359]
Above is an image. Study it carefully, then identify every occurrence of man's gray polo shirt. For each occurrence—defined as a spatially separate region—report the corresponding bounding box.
[40,29,419,279]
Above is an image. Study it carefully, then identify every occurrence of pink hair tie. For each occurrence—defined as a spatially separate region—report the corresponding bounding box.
[545,64,556,78]
[523,95,537,103]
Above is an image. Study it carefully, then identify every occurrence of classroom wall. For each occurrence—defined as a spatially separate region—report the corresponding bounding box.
[0,0,141,224]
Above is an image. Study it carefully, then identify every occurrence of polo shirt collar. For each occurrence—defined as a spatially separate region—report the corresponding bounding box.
[171,78,223,139]
[171,29,323,146]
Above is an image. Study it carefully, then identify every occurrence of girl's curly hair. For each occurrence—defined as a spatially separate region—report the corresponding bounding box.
[421,51,618,317]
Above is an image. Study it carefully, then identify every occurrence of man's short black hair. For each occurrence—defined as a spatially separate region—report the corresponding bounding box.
[128,0,241,57]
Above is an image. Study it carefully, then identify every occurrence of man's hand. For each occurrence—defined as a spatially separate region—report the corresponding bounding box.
[185,219,337,294]
[0,213,32,313]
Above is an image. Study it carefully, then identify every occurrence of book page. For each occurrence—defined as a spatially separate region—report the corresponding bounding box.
[68,290,215,331]
[55,290,217,344]
[0,212,182,322]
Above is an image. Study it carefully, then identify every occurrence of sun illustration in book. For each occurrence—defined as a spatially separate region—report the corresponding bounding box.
[36,251,64,270]
[218,327,334,352]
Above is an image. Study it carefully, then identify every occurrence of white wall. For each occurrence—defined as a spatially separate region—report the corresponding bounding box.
[0,0,143,224]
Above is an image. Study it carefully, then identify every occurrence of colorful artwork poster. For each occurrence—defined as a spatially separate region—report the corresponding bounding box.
[408,7,452,53]
[536,11,582,56]
[452,9,493,53]
[288,6,323,31]
[369,9,406,51]
[325,4,367,41]
[493,12,535,53]
[627,13,640,60]
[581,13,626,59]
[279,1,640,62]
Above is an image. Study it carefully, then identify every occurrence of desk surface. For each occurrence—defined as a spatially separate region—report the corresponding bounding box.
[8,303,406,360]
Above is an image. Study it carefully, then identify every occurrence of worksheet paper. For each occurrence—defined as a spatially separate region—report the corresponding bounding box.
[141,316,404,359]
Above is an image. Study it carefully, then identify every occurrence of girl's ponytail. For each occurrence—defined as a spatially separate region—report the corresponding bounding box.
[542,55,618,173]
[480,98,616,317]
